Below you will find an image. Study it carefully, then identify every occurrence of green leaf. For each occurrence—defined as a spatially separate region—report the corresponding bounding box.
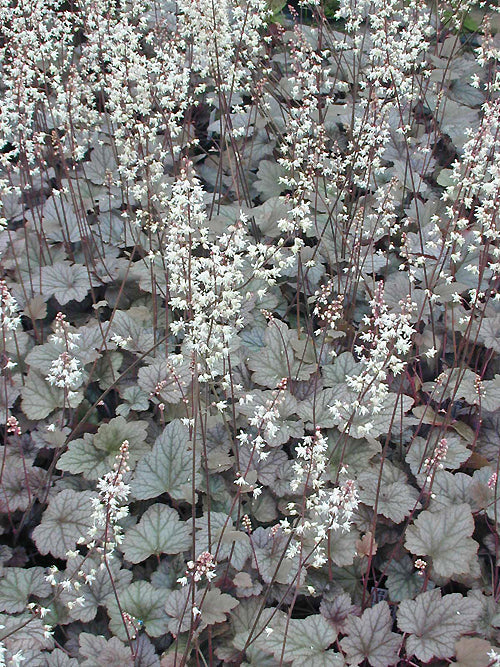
[44,649,79,667]
[59,417,150,480]
[341,601,401,667]
[109,309,156,353]
[93,416,149,465]
[256,612,342,665]
[57,435,111,480]
[358,463,419,523]
[236,389,303,446]
[0,567,51,613]
[397,589,481,662]
[423,369,500,412]
[22,370,80,420]
[426,470,473,511]
[0,612,53,653]
[254,163,286,200]
[197,588,239,629]
[116,385,150,416]
[327,527,358,567]
[79,632,133,667]
[42,262,90,304]
[60,555,132,623]
[0,461,46,512]
[404,504,478,578]
[247,320,315,388]
[299,354,413,437]
[121,504,191,563]
[107,581,169,640]
[132,419,200,502]
[385,556,426,602]
[32,489,94,559]
[137,356,192,404]
[406,432,470,476]
[195,512,250,570]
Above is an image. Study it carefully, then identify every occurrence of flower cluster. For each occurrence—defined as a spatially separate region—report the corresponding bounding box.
[88,440,131,557]
[178,551,217,586]
[0,281,21,336]
[424,437,448,481]
[331,283,416,435]
[285,428,359,568]
[45,313,83,396]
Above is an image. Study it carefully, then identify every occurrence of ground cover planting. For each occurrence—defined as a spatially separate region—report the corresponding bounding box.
[0,0,499,664]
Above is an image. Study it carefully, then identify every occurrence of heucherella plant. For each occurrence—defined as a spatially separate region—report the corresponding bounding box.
[0,0,500,665]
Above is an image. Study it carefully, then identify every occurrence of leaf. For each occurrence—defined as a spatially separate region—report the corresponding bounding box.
[79,633,133,667]
[25,294,47,321]
[404,504,477,578]
[328,430,381,476]
[247,320,315,388]
[473,313,500,353]
[42,262,91,304]
[320,593,360,634]
[164,587,192,635]
[109,309,156,351]
[438,100,480,150]
[0,612,53,653]
[356,531,377,558]
[406,432,470,476]
[328,527,359,567]
[93,416,149,464]
[107,581,169,640]
[423,369,500,413]
[299,355,413,438]
[238,445,288,487]
[254,162,286,200]
[21,370,67,420]
[44,649,79,666]
[132,419,200,502]
[251,526,297,585]
[358,462,419,523]
[477,410,500,462]
[57,435,111,480]
[482,375,500,413]
[397,589,481,662]
[197,588,239,629]
[256,612,343,665]
[455,637,493,667]
[131,634,161,667]
[34,194,86,243]
[85,144,118,184]
[32,489,95,559]
[195,512,250,570]
[121,504,191,563]
[61,555,132,623]
[60,416,150,480]
[341,601,401,667]
[0,567,51,613]
[0,461,46,512]
[426,470,472,511]
[116,385,150,416]
[137,356,191,403]
[236,389,303,446]
[385,556,426,602]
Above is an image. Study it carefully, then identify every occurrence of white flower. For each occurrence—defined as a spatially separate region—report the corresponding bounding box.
[46,352,82,390]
